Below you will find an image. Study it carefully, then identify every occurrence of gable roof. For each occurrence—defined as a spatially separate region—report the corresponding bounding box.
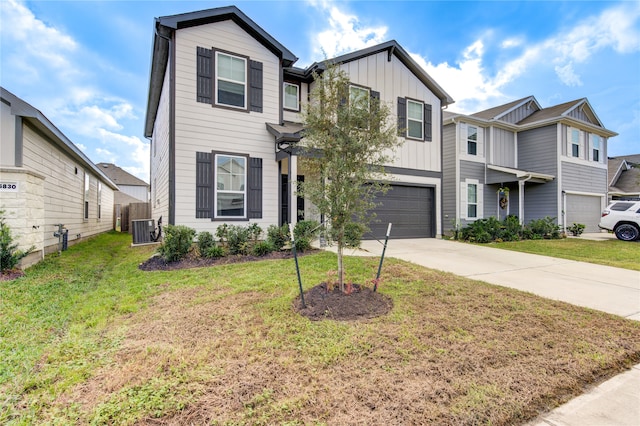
[97,163,149,187]
[1,87,118,190]
[471,96,540,121]
[608,155,640,196]
[145,5,298,138]
[300,41,454,106]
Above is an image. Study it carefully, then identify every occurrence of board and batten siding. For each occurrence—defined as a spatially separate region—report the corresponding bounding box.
[172,20,280,232]
[20,122,114,252]
[337,51,442,173]
[517,125,558,224]
[499,103,537,124]
[441,124,457,233]
[150,64,171,225]
[490,127,516,168]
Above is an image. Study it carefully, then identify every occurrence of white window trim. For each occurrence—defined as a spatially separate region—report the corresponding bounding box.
[214,51,247,110]
[459,122,485,162]
[567,127,584,159]
[349,85,370,111]
[84,171,90,221]
[590,133,602,163]
[406,99,424,140]
[214,154,247,219]
[460,179,483,221]
[97,181,102,221]
[284,82,300,111]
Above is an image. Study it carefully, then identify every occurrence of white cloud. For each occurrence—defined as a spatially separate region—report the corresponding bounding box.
[96,130,150,182]
[310,3,388,59]
[410,2,640,112]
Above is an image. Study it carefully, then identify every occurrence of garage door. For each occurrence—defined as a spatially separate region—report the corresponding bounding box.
[566,194,602,233]
[366,185,435,239]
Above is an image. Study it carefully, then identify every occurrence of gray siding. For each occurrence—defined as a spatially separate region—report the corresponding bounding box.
[491,128,516,168]
[561,162,607,193]
[518,125,558,223]
[501,103,537,124]
[458,160,485,228]
[485,183,519,220]
[442,124,457,232]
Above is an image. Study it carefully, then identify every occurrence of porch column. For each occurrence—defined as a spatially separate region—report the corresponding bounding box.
[289,154,298,226]
[518,180,525,225]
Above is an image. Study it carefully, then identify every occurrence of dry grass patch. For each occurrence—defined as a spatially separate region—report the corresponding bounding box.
[48,255,640,426]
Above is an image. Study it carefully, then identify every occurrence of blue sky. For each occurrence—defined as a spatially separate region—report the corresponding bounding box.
[1,0,639,182]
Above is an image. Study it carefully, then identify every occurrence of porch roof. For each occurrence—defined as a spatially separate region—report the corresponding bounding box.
[486,164,555,184]
[266,121,304,144]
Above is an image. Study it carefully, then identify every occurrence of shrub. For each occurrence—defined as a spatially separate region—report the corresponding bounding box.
[158,225,195,262]
[0,211,35,272]
[568,223,586,237]
[203,245,226,258]
[252,240,274,256]
[215,224,229,243]
[292,220,320,252]
[247,223,263,243]
[226,225,251,255]
[266,224,289,251]
[196,231,215,256]
[342,222,366,248]
[526,217,561,239]
[502,215,523,241]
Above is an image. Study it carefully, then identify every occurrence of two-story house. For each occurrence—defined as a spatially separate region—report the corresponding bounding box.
[443,96,617,234]
[144,6,454,240]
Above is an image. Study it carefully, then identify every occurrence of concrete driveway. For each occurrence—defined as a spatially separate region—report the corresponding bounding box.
[352,237,640,321]
[329,236,640,426]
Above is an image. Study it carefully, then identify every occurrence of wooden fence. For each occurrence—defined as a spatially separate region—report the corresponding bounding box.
[114,202,151,233]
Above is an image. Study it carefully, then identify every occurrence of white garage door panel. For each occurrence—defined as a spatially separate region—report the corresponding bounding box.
[566,195,602,233]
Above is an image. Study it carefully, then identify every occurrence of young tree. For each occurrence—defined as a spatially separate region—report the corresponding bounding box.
[298,63,401,292]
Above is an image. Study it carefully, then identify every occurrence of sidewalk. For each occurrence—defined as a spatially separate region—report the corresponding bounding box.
[326,236,640,425]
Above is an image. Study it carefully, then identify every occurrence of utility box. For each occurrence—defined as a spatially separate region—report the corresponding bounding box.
[132,219,155,245]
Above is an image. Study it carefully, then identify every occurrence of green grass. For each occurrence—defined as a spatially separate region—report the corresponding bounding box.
[1,232,639,425]
[485,237,640,270]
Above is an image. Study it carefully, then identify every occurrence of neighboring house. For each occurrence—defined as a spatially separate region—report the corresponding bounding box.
[608,154,640,201]
[97,163,150,204]
[0,87,117,267]
[443,96,617,234]
[144,6,454,239]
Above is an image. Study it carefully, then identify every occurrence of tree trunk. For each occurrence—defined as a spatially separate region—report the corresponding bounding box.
[337,244,344,293]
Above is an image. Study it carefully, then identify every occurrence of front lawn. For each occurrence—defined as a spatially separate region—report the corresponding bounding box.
[487,237,640,271]
[1,232,639,425]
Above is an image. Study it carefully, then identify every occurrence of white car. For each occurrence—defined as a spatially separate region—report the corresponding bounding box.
[599,200,640,241]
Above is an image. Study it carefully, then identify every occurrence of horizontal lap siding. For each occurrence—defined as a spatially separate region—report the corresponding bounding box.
[561,161,607,193]
[459,160,486,227]
[442,124,457,233]
[151,66,171,224]
[173,22,280,232]
[21,124,114,250]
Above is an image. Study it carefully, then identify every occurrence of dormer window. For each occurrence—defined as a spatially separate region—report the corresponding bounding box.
[284,82,299,111]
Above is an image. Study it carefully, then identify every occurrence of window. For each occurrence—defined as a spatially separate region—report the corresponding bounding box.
[467,183,478,218]
[349,85,370,110]
[284,82,299,111]
[196,152,262,220]
[215,51,247,109]
[84,172,90,220]
[571,129,580,157]
[407,100,424,139]
[591,134,602,162]
[215,154,247,218]
[467,125,478,155]
[461,179,483,220]
[397,97,432,141]
[97,181,102,220]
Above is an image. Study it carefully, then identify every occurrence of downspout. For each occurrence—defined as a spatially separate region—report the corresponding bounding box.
[562,190,567,235]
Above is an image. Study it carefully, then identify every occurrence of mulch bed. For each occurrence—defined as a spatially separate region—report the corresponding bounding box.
[138,249,318,271]
[0,269,25,282]
[294,283,393,321]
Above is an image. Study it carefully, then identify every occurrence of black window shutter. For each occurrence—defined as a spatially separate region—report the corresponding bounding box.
[196,47,212,104]
[196,152,213,218]
[248,157,263,219]
[397,97,406,137]
[424,103,432,142]
[371,91,380,131]
[249,60,263,113]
